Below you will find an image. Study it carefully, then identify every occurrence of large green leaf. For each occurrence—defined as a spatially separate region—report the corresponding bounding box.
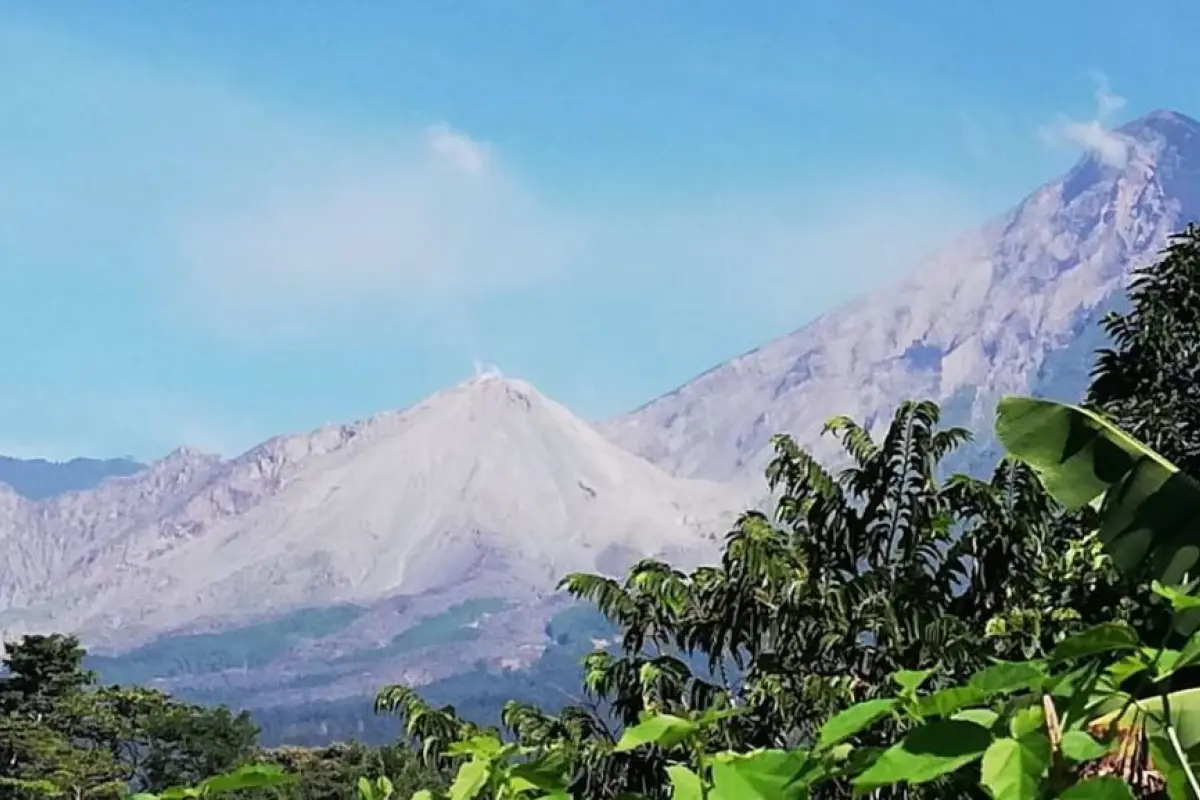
[1057,777,1136,799]
[917,686,986,718]
[446,734,505,759]
[1008,706,1046,739]
[968,660,1048,699]
[1060,730,1108,763]
[994,396,1200,585]
[710,749,814,800]
[980,734,1051,800]
[893,668,937,696]
[1090,689,1200,800]
[614,713,699,752]
[1092,686,1200,752]
[954,708,1001,729]
[851,720,993,791]
[508,756,571,793]
[156,788,202,800]
[1050,622,1140,662]
[197,765,296,795]
[448,759,490,800]
[816,699,896,748]
[665,766,704,800]
[1148,733,1194,800]
[1166,629,1200,679]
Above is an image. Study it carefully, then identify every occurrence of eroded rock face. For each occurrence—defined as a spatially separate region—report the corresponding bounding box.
[601,110,1200,482]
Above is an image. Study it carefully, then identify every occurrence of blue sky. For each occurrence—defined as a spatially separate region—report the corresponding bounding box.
[0,0,1196,460]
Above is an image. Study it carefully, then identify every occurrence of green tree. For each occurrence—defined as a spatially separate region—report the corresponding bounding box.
[0,713,125,800]
[0,636,260,797]
[1089,223,1200,476]
[1076,225,1200,646]
[0,635,124,800]
[256,742,442,800]
[90,686,259,792]
[0,635,94,720]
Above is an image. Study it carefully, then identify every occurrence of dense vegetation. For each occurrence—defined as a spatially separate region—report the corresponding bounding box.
[0,634,445,799]
[88,599,513,693]
[5,224,1200,798]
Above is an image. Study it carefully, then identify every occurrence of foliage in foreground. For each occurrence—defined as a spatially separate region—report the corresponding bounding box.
[0,633,444,800]
[410,602,1200,798]
[381,227,1200,797]
[387,387,1200,798]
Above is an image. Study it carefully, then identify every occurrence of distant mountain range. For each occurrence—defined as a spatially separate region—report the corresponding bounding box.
[3,107,1199,740]
[0,455,144,500]
[0,374,740,709]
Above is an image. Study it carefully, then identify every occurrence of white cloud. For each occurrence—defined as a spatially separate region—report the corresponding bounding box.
[0,19,1012,453]
[1047,119,1131,168]
[1092,72,1127,118]
[426,124,492,175]
[1,20,992,355]
[0,23,578,341]
[1038,75,1132,168]
[172,125,578,338]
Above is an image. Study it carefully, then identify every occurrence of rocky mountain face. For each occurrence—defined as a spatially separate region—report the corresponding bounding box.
[0,373,740,703]
[601,109,1200,482]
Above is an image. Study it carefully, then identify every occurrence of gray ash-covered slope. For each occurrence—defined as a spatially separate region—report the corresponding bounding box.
[0,373,739,671]
[602,109,1200,481]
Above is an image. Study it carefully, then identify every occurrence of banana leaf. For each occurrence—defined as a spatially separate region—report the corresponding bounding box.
[1088,687,1200,794]
[1091,688,1200,753]
[994,396,1200,586]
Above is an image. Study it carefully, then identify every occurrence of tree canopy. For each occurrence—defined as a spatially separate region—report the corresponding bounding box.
[1089,223,1200,475]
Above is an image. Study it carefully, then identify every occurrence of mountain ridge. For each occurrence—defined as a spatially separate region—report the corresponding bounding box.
[600,108,1200,481]
[0,373,740,658]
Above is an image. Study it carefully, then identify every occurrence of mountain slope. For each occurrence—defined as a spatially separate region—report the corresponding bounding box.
[602,109,1200,481]
[0,374,740,656]
[0,455,145,500]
